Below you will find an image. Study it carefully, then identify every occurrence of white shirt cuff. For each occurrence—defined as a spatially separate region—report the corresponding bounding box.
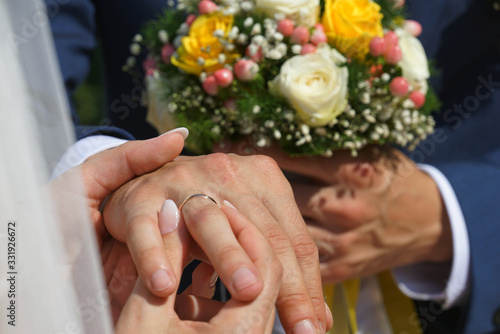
[393,164,470,309]
[51,135,128,179]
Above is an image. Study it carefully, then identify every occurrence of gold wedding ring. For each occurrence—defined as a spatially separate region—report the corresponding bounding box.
[179,194,218,211]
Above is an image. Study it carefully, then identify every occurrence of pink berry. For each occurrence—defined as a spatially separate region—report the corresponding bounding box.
[389,77,409,96]
[198,0,217,15]
[384,44,402,64]
[314,23,324,32]
[142,57,156,71]
[310,29,327,45]
[161,44,175,64]
[277,19,294,37]
[291,26,310,45]
[146,68,155,77]
[203,75,219,95]
[234,59,259,81]
[404,20,422,37]
[301,43,317,55]
[410,90,426,108]
[214,68,234,87]
[369,37,386,56]
[186,14,196,26]
[384,31,399,48]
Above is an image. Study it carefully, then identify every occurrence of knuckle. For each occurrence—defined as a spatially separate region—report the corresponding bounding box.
[215,243,242,262]
[252,154,279,170]
[204,153,235,172]
[134,245,158,270]
[291,233,319,260]
[165,163,192,183]
[276,290,311,312]
[203,153,239,184]
[260,225,291,255]
[126,213,152,230]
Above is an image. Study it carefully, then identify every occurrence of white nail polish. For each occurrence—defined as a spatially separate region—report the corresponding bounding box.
[159,199,180,234]
[223,200,238,211]
[209,271,219,287]
[160,127,189,139]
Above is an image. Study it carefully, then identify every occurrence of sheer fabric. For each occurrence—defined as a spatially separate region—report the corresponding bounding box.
[0,1,112,333]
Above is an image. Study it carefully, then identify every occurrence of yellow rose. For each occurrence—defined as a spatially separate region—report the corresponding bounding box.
[322,0,383,58]
[172,13,239,75]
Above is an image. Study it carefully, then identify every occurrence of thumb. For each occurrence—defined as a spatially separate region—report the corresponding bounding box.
[79,128,187,202]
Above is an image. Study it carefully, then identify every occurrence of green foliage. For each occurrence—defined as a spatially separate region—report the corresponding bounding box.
[375,0,406,28]
[421,86,441,115]
[141,9,187,52]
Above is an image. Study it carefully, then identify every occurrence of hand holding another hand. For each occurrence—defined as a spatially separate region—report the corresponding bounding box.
[226,144,453,284]
[115,204,283,333]
[103,152,332,333]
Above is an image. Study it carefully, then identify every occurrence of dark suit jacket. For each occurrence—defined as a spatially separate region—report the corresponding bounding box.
[48,0,500,332]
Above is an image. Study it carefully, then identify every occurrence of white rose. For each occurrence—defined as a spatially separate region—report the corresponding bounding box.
[396,28,430,93]
[271,45,348,126]
[255,0,320,28]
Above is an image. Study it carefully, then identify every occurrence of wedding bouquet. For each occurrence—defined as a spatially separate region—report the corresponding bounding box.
[125,0,439,156]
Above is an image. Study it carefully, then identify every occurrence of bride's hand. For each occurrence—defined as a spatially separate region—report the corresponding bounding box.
[115,204,283,333]
[49,132,186,321]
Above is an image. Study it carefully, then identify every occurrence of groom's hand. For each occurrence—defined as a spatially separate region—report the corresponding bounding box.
[103,153,332,333]
[253,145,453,283]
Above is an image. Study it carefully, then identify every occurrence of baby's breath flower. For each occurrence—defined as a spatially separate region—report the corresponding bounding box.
[291,44,302,54]
[274,129,282,140]
[240,1,253,11]
[244,17,254,28]
[130,43,141,55]
[126,56,136,67]
[133,34,143,43]
[266,49,283,60]
[237,34,248,44]
[158,30,169,43]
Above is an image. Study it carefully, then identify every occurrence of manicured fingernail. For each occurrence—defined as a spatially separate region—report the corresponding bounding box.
[209,270,219,288]
[223,200,238,211]
[292,319,318,334]
[159,199,180,234]
[231,267,258,293]
[151,269,173,291]
[160,127,189,139]
[324,301,333,330]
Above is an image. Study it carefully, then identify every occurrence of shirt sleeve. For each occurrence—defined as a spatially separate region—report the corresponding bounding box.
[51,135,128,179]
[392,164,470,309]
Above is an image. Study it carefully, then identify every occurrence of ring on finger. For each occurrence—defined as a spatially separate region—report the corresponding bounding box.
[179,194,218,212]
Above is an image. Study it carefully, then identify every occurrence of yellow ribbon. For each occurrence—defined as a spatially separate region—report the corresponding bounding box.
[324,271,421,334]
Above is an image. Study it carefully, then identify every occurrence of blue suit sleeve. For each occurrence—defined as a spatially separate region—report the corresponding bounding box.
[47,0,135,141]
[407,0,500,332]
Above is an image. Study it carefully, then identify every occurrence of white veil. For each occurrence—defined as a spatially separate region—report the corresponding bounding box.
[0,1,112,333]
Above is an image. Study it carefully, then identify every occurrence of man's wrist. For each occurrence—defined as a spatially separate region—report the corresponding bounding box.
[394,164,470,308]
